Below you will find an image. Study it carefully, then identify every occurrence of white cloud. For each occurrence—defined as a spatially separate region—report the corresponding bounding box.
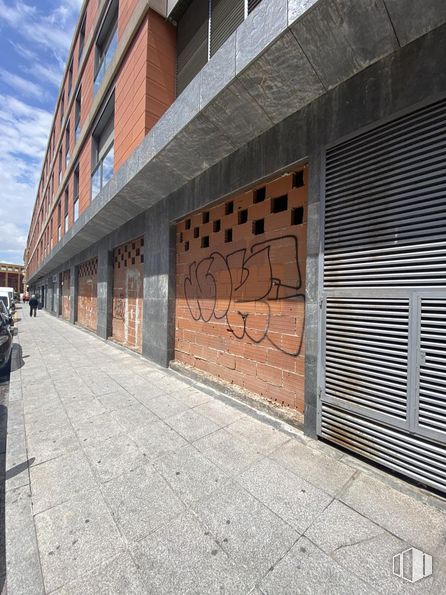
[0,68,45,99]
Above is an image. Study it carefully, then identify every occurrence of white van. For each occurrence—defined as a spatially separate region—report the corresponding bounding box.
[0,289,14,313]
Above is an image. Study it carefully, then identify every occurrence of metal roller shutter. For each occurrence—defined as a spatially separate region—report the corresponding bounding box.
[320,97,446,493]
[176,0,209,95]
[210,0,244,57]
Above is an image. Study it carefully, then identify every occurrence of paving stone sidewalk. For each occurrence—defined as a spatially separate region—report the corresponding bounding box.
[4,308,446,594]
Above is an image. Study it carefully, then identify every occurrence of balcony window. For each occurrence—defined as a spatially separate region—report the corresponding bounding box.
[65,124,70,167]
[60,91,64,125]
[64,188,69,233]
[73,164,80,222]
[78,12,86,65]
[75,87,82,143]
[91,94,114,199]
[94,0,118,95]
[68,58,73,97]
[58,149,63,184]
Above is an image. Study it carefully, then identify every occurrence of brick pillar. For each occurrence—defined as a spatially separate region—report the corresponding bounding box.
[142,202,175,367]
[97,245,113,340]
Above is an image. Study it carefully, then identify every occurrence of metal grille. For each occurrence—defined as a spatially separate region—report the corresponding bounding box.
[325,298,409,418]
[419,298,446,434]
[176,0,209,95]
[321,403,446,493]
[210,0,244,57]
[247,0,263,14]
[324,97,446,287]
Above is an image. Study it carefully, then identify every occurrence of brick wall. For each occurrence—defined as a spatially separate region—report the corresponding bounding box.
[111,237,144,352]
[61,270,71,320]
[175,170,308,411]
[77,258,98,331]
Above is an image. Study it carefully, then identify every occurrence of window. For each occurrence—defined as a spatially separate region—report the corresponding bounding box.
[94,0,118,94]
[73,164,80,222]
[58,148,63,184]
[68,58,73,97]
[57,201,61,241]
[60,91,65,125]
[75,87,82,143]
[91,94,114,199]
[64,188,69,233]
[78,12,86,65]
[65,123,70,167]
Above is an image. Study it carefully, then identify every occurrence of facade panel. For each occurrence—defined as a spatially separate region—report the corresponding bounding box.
[77,258,98,331]
[61,270,71,320]
[111,237,144,352]
[175,170,307,410]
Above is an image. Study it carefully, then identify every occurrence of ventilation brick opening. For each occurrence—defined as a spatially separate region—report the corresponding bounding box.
[193,227,200,238]
[202,211,210,224]
[291,207,304,225]
[271,195,288,213]
[201,236,209,248]
[213,219,221,232]
[292,171,304,188]
[253,219,264,235]
[254,187,266,203]
[185,219,191,230]
[225,229,232,243]
[225,201,234,215]
[184,241,189,252]
[238,209,248,224]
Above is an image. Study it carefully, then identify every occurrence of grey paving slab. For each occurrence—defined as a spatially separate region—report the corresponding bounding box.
[56,552,145,595]
[340,473,446,556]
[24,406,70,436]
[194,398,246,427]
[101,464,185,542]
[79,373,123,396]
[26,422,80,465]
[191,480,298,581]
[270,438,356,496]
[131,511,250,594]
[305,499,385,554]
[225,415,291,454]
[65,395,107,424]
[153,444,229,505]
[97,389,139,411]
[194,428,264,476]
[165,408,221,442]
[30,449,97,514]
[168,386,212,408]
[259,536,372,595]
[74,411,124,445]
[110,401,159,432]
[143,393,190,420]
[83,433,147,483]
[34,489,125,593]
[5,486,45,595]
[129,419,188,461]
[238,457,333,533]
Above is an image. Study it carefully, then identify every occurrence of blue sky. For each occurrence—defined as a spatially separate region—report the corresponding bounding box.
[0,0,81,264]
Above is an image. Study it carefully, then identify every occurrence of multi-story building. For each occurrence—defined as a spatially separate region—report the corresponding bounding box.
[25,0,446,494]
[0,262,24,294]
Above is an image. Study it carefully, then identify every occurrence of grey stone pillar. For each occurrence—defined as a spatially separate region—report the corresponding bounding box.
[97,245,113,340]
[304,153,323,438]
[142,202,175,367]
[69,265,78,324]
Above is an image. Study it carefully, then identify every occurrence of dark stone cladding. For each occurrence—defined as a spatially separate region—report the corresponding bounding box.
[29,16,446,436]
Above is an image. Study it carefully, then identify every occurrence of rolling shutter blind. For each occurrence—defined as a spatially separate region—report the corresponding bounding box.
[176,0,209,95]
[247,0,263,13]
[210,0,244,57]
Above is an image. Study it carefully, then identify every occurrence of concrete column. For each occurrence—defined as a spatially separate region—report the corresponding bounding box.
[69,266,78,324]
[303,153,323,438]
[142,202,176,367]
[97,245,113,340]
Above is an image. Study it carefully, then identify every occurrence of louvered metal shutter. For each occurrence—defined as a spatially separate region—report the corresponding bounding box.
[176,0,209,95]
[247,0,263,14]
[210,0,244,57]
[320,97,446,493]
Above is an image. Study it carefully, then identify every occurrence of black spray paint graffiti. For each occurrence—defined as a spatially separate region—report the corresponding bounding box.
[184,235,305,356]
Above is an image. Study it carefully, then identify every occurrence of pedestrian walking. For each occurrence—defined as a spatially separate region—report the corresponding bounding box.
[29,295,38,318]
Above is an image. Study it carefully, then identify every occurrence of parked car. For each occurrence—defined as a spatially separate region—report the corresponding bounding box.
[0,292,14,315]
[0,287,15,312]
[0,301,13,373]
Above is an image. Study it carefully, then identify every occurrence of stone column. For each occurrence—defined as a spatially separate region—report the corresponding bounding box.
[97,245,113,340]
[142,201,176,367]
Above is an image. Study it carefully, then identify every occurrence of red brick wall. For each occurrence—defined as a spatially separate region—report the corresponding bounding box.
[111,237,144,352]
[61,270,71,320]
[175,170,308,412]
[77,258,98,331]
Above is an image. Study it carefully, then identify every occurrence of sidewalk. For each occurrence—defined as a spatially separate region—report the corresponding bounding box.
[5,307,446,594]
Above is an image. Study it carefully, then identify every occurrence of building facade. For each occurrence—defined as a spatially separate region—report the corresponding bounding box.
[25,0,446,493]
[0,263,24,294]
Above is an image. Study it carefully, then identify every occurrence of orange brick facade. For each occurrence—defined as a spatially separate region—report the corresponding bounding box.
[61,269,71,320]
[111,238,144,352]
[77,258,98,331]
[175,170,308,412]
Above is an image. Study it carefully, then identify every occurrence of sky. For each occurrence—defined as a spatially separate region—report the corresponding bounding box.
[0,0,82,265]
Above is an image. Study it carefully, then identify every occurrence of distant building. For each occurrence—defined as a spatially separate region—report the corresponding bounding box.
[0,263,24,294]
[24,1,446,494]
